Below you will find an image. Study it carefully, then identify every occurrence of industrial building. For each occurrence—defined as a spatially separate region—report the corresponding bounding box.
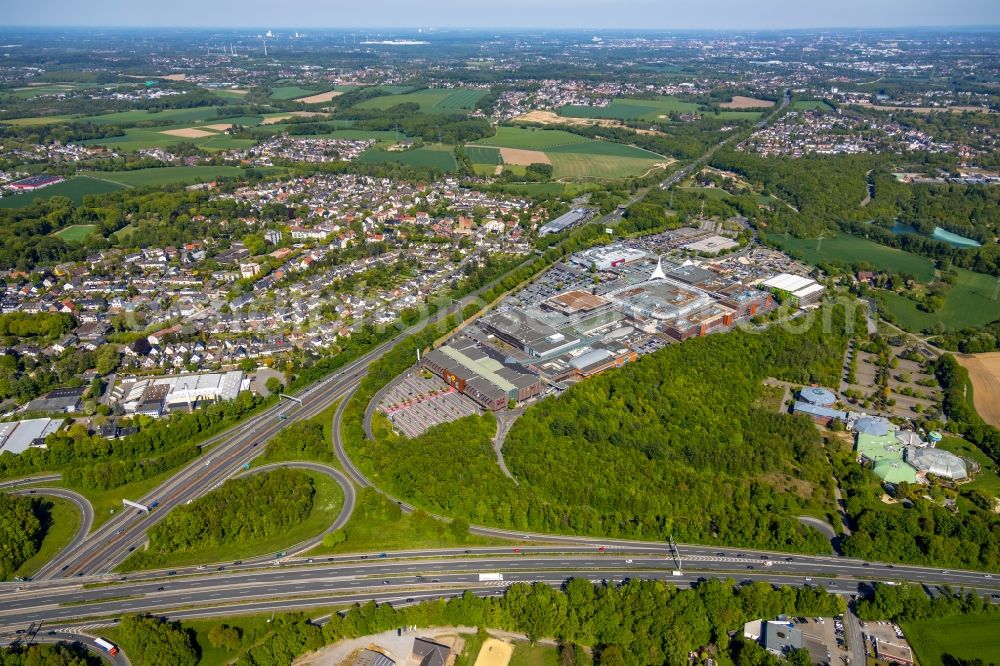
[538,207,591,236]
[0,418,63,455]
[421,338,541,411]
[116,370,245,416]
[760,273,826,306]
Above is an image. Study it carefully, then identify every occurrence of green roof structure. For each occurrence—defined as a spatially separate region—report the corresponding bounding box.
[856,431,918,484]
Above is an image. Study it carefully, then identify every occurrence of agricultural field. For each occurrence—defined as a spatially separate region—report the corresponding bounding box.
[559,96,701,122]
[268,85,325,100]
[76,125,256,152]
[902,614,1000,666]
[0,176,125,208]
[876,268,1000,332]
[75,106,240,125]
[53,224,98,242]
[354,87,486,112]
[80,165,273,188]
[766,232,936,282]
[720,96,775,109]
[357,145,458,171]
[956,353,1000,428]
[475,126,591,150]
[471,126,668,181]
[3,82,113,99]
[466,146,503,165]
[793,100,836,112]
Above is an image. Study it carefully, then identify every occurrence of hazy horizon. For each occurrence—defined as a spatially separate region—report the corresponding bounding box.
[3,0,999,30]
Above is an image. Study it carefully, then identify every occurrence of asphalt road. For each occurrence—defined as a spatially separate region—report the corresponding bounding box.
[6,487,93,580]
[0,548,998,629]
[0,629,129,665]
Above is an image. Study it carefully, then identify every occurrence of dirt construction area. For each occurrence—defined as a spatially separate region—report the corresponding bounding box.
[474,638,514,666]
[497,147,551,166]
[957,353,1000,427]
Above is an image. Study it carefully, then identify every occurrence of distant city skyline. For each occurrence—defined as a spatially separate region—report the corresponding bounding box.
[3,0,999,30]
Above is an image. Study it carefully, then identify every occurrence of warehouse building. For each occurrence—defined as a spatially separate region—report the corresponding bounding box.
[760,273,826,306]
[538,208,591,236]
[117,370,245,416]
[0,418,63,455]
[421,338,541,411]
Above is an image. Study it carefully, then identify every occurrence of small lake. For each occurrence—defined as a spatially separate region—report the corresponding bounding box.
[890,221,982,249]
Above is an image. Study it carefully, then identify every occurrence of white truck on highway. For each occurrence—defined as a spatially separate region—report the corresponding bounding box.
[478,573,504,582]
[94,638,119,656]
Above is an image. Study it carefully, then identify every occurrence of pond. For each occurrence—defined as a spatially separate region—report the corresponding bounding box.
[890,221,982,249]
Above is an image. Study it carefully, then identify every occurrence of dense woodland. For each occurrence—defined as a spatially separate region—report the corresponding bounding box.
[0,493,44,580]
[138,469,314,560]
[350,302,854,551]
[0,642,99,666]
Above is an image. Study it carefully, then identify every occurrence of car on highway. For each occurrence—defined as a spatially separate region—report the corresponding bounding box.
[167,571,176,575]
[150,501,159,508]
[157,586,164,591]
[986,574,993,579]
[234,561,242,565]
[382,580,389,585]
[625,559,633,564]
[406,598,414,602]
[513,548,520,553]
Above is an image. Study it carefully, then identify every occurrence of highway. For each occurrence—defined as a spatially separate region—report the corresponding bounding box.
[0,547,998,629]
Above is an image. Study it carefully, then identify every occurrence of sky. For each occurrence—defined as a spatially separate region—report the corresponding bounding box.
[3,0,999,30]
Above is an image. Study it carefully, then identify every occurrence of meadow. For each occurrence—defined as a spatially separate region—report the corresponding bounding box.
[876,268,1000,332]
[477,126,592,149]
[357,145,459,171]
[902,614,1000,666]
[80,165,272,188]
[354,88,486,112]
[53,224,98,242]
[765,232,936,282]
[0,176,125,208]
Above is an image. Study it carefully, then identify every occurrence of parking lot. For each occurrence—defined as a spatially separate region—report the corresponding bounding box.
[378,372,481,438]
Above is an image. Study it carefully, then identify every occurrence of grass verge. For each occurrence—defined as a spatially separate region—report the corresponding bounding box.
[12,496,80,579]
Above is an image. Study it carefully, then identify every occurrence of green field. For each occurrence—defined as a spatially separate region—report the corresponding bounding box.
[476,126,591,150]
[355,88,486,112]
[4,82,108,99]
[559,96,701,122]
[118,470,345,571]
[81,166,271,188]
[77,107,239,126]
[473,126,667,181]
[877,268,1000,332]
[766,232,936,282]
[793,100,835,111]
[269,85,324,100]
[509,644,562,666]
[902,614,1000,665]
[77,126,257,152]
[53,224,98,242]
[0,176,125,208]
[466,145,503,165]
[357,145,459,171]
[12,496,80,579]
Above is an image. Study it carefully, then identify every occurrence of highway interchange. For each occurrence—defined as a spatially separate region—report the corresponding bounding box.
[2,117,1000,662]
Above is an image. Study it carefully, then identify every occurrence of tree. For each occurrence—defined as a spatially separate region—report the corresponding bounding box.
[95,345,120,375]
[322,529,347,548]
[207,623,242,650]
[265,376,284,395]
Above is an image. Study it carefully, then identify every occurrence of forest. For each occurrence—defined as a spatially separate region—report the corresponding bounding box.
[349,302,855,551]
[0,642,99,665]
[140,469,315,558]
[0,493,43,581]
